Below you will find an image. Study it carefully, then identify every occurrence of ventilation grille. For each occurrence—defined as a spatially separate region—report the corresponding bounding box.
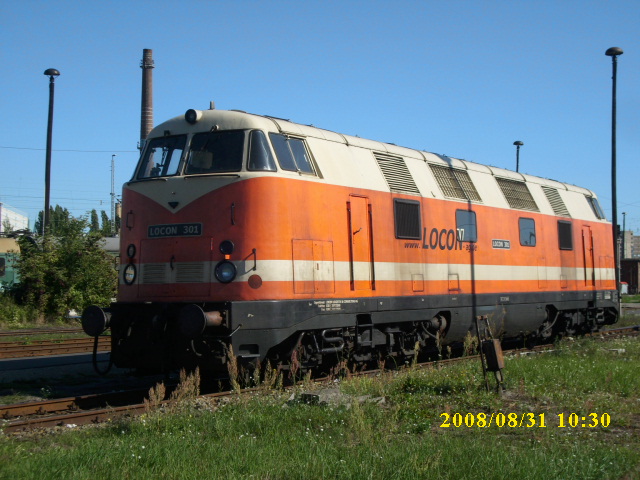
[542,186,570,217]
[374,154,420,195]
[176,263,206,283]
[141,262,207,284]
[142,264,167,284]
[429,164,482,202]
[496,178,539,211]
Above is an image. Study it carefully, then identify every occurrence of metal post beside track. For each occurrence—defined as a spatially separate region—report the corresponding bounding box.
[475,316,505,394]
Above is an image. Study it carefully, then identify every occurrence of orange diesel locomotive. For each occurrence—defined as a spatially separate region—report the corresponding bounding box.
[82,107,618,374]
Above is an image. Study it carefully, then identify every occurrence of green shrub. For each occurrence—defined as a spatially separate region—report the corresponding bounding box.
[12,218,117,321]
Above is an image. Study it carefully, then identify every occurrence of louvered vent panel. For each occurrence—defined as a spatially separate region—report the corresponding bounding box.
[142,264,167,284]
[542,186,570,217]
[176,263,206,283]
[496,178,539,212]
[453,169,482,202]
[374,154,420,195]
[429,164,482,202]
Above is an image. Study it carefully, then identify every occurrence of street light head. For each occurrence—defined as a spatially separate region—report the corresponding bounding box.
[605,47,623,57]
[44,68,60,78]
[513,141,524,146]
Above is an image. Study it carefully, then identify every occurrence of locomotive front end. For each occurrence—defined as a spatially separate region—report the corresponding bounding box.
[83,108,276,373]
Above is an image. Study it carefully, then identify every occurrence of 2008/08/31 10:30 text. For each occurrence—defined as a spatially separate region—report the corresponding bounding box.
[440,412,611,428]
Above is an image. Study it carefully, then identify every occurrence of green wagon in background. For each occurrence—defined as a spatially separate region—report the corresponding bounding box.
[0,237,20,291]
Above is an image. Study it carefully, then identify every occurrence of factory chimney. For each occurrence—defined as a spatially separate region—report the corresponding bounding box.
[139,49,154,150]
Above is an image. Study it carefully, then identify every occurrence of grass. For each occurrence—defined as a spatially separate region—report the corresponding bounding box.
[0,294,79,330]
[612,313,639,329]
[1,334,639,479]
[622,294,640,303]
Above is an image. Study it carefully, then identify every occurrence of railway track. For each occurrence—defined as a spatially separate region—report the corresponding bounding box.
[0,328,84,338]
[2,325,637,435]
[0,336,110,359]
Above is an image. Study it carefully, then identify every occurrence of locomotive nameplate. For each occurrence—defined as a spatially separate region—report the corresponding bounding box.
[148,223,202,238]
[491,239,511,249]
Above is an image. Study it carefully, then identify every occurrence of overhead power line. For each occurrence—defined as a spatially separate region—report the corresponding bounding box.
[0,146,138,153]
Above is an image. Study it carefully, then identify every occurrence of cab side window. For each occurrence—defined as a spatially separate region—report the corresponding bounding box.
[269,133,315,174]
[248,131,277,171]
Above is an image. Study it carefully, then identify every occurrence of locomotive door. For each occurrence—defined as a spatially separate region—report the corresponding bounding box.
[581,226,595,287]
[347,195,375,290]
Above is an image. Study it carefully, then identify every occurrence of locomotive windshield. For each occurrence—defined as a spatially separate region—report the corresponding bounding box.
[136,135,186,180]
[134,128,318,179]
[184,130,244,174]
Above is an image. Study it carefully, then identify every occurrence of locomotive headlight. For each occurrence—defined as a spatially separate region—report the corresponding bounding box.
[126,243,136,259]
[215,260,237,283]
[219,240,235,255]
[123,263,137,285]
[185,109,203,124]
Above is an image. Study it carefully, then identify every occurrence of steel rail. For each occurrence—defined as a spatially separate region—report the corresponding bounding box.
[0,389,155,419]
[0,328,84,338]
[0,337,110,359]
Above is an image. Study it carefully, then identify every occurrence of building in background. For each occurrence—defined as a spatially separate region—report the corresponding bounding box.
[621,259,640,295]
[622,231,633,259]
[631,233,640,259]
[620,231,640,294]
[0,203,29,234]
[620,230,640,259]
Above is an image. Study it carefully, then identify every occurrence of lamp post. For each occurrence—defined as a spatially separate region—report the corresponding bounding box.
[605,47,623,292]
[513,141,523,172]
[622,211,627,260]
[43,68,60,235]
[111,154,117,235]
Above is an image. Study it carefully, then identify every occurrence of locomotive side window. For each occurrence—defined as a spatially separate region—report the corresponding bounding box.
[519,218,536,246]
[269,133,315,174]
[0,258,5,277]
[455,210,477,242]
[136,135,186,179]
[248,130,277,171]
[185,130,244,174]
[585,195,606,220]
[394,199,421,239]
[558,220,573,250]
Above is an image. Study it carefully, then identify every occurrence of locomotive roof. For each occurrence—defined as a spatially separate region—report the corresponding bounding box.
[150,108,596,198]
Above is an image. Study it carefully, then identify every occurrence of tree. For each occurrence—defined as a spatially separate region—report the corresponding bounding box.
[100,210,113,236]
[15,216,117,320]
[34,205,73,236]
[89,209,100,233]
[1,218,12,234]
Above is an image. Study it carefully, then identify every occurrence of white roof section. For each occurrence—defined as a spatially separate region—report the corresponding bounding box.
[148,108,606,223]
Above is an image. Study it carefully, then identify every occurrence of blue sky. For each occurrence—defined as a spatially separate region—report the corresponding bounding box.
[1,0,638,233]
